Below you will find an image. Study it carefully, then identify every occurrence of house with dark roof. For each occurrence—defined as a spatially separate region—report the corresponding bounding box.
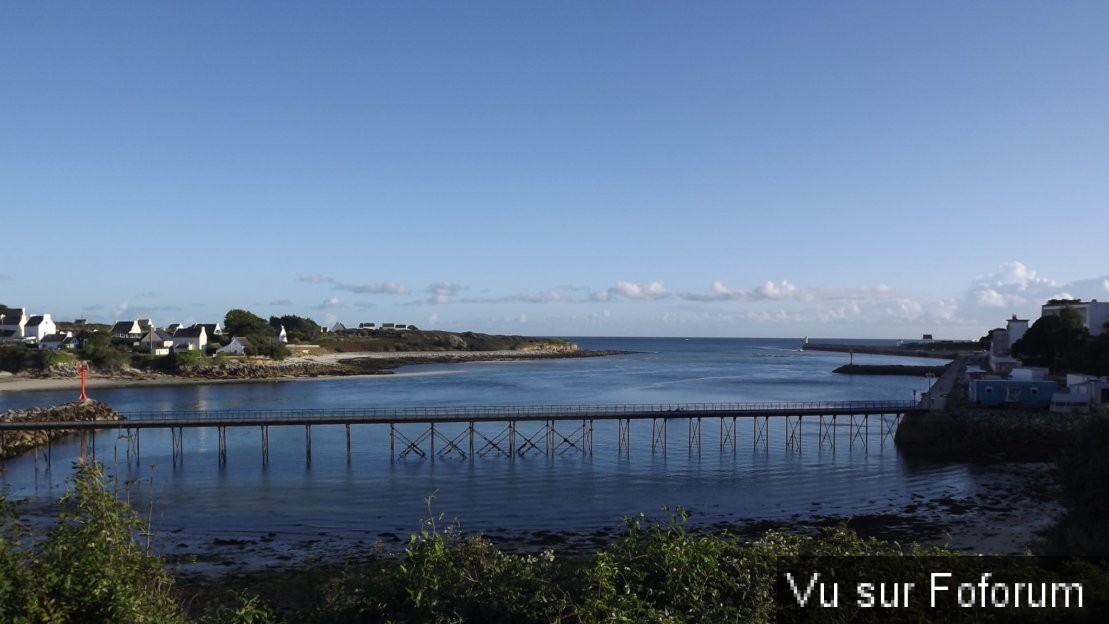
[23,314,57,344]
[111,320,143,339]
[140,329,175,355]
[172,326,208,352]
[194,323,223,338]
[39,332,79,350]
[0,308,27,343]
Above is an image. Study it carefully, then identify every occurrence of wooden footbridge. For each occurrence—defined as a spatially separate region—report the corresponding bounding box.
[2,400,924,466]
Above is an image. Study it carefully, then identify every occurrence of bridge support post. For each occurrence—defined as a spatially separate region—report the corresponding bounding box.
[218,426,227,466]
[305,425,312,466]
[651,418,667,455]
[688,417,701,455]
[785,416,802,452]
[171,427,184,466]
[346,424,351,464]
[261,425,269,465]
[618,418,630,455]
[547,419,554,456]
[390,423,395,462]
[881,414,900,444]
[469,422,475,458]
[430,423,436,462]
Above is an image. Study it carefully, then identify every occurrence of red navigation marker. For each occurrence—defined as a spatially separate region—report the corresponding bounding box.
[79,363,88,401]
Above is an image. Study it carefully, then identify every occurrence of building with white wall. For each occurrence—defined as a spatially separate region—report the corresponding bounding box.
[1041,300,1109,336]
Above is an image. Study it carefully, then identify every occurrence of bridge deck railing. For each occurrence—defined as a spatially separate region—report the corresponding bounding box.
[112,400,919,424]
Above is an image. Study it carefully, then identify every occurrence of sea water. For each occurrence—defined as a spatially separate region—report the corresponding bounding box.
[0,337,974,549]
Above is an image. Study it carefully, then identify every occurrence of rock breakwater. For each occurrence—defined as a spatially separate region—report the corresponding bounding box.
[0,400,123,460]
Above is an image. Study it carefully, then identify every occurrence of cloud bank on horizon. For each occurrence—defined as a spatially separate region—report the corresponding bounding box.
[4,261,1105,339]
[268,261,1109,338]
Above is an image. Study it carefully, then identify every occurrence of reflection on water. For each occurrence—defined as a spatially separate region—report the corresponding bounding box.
[0,338,971,542]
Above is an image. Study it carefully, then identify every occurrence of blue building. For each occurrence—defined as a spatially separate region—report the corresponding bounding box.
[969,379,1057,407]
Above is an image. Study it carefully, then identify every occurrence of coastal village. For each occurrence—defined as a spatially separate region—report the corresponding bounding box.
[974,298,1109,414]
[0,305,417,357]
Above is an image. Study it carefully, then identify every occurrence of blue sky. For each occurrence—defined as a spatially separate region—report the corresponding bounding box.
[3,2,1107,339]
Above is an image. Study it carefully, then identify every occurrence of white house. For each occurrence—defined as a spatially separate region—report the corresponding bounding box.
[140,329,175,356]
[172,326,208,352]
[111,320,144,339]
[216,336,253,355]
[329,322,347,333]
[23,314,56,344]
[0,308,27,343]
[1041,299,1109,336]
[274,324,288,344]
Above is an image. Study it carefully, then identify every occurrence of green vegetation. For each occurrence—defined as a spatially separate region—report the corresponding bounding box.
[1012,306,1109,375]
[223,309,288,359]
[0,344,75,373]
[0,464,185,623]
[4,470,1107,623]
[268,314,320,343]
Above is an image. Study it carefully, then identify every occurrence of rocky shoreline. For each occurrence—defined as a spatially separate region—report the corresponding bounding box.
[0,348,631,392]
[0,400,122,460]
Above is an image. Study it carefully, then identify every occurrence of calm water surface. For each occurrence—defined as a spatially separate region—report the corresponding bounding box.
[1,338,972,545]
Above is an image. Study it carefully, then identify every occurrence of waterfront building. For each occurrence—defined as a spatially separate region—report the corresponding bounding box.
[969,379,1057,407]
[1041,299,1109,336]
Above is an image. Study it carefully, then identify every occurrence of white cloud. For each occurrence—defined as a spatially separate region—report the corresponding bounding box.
[299,274,410,295]
[113,301,129,319]
[686,279,819,302]
[338,281,410,295]
[426,282,466,304]
[611,281,669,300]
[312,296,342,309]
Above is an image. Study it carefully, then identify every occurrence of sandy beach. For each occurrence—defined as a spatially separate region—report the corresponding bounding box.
[0,350,599,394]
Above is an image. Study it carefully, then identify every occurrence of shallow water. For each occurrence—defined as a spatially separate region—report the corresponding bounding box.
[1,338,977,548]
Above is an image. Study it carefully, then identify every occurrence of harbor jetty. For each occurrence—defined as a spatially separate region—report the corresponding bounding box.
[0,400,122,460]
[803,341,981,359]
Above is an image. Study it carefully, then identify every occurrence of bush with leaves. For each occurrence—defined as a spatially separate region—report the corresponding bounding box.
[0,463,186,624]
[582,509,777,623]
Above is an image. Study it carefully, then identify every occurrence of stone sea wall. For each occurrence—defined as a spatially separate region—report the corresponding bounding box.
[895,407,1094,459]
[0,400,123,460]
